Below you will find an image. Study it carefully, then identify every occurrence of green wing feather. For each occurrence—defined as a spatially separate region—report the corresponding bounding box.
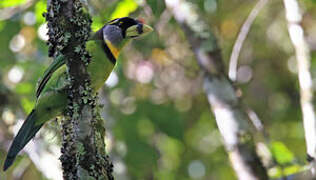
[3,33,122,172]
[3,18,153,171]
[3,110,43,171]
[36,55,65,98]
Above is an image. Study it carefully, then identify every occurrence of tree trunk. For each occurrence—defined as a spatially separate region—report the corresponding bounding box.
[165,0,268,179]
[45,0,113,179]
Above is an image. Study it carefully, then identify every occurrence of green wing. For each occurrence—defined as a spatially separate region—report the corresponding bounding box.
[36,55,65,98]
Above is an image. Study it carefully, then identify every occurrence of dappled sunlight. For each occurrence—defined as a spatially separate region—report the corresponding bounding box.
[8,66,24,84]
[236,65,253,83]
[135,61,154,84]
[9,34,25,52]
[188,160,206,179]
[0,0,316,179]
[2,109,15,125]
[23,12,36,26]
[37,23,49,41]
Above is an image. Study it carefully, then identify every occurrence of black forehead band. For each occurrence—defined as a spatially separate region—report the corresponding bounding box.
[109,18,138,27]
[107,17,141,37]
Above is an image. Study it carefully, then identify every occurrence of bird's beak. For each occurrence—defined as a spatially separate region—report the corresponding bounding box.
[142,24,154,34]
[126,23,153,38]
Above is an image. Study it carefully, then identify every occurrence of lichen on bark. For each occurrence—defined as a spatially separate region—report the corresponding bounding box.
[44,0,113,179]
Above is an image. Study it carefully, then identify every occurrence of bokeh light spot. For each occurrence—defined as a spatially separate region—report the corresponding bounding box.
[110,88,124,105]
[115,141,127,157]
[221,20,238,39]
[204,0,217,13]
[38,23,49,41]
[9,34,25,52]
[136,61,154,84]
[23,11,36,25]
[121,97,136,114]
[237,65,253,83]
[2,109,15,125]
[8,66,24,83]
[188,160,206,179]
[113,160,126,174]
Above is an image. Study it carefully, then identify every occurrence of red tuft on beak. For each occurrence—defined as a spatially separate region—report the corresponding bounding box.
[137,18,145,24]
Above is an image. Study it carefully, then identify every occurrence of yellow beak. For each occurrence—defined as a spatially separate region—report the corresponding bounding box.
[126,24,153,38]
[142,24,153,34]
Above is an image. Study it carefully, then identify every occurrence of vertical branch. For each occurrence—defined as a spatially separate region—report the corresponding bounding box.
[45,0,113,179]
[283,0,316,173]
[165,0,268,179]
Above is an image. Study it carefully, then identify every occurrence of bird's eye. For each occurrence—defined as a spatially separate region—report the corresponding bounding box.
[137,23,143,34]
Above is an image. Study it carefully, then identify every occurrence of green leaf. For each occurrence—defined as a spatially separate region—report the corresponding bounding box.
[15,82,33,95]
[145,103,184,140]
[35,0,46,24]
[137,118,155,138]
[21,97,35,114]
[110,0,138,19]
[283,165,302,176]
[271,141,295,165]
[0,21,6,32]
[268,165,304,178]
[91,16,103,32]
[0,0,27,8]
[268,166,282,178]
[146,0,166,17]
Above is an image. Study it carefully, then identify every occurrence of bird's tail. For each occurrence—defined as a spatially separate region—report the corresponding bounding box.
[3,110,43,171]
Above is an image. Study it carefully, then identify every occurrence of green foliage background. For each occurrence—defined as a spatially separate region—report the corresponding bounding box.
[0,0,316,179]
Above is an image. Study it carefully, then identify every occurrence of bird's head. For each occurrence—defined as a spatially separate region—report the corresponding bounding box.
[107,17,153,38]
[91,17,153,59]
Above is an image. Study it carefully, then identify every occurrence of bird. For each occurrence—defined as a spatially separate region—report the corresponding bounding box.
[3,17,153,171]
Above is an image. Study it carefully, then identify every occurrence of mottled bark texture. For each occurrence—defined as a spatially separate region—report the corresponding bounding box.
[45,0,113,179]
[165,0,268,179]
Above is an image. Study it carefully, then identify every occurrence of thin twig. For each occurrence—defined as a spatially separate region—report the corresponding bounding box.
[228,0,269,81]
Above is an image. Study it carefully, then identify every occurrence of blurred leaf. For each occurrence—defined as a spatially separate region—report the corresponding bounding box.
[268,166,283,178]
[110,0,138,19]
[283,165,302,176]
[92,0,137,31]
[15,82,33,94]
[146,0,166,17]
[271,141,295,165]
[0,0,27,8]
[145,103,184,140]
[35,0,46,24]
[125,140,159,178]
[92,16,103,32]
[0,0,315,179]
[269,165,303,178]
[21,97,35,113]
[137,118,155,138]
[0,21,6,32]
[157,135,184,170]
